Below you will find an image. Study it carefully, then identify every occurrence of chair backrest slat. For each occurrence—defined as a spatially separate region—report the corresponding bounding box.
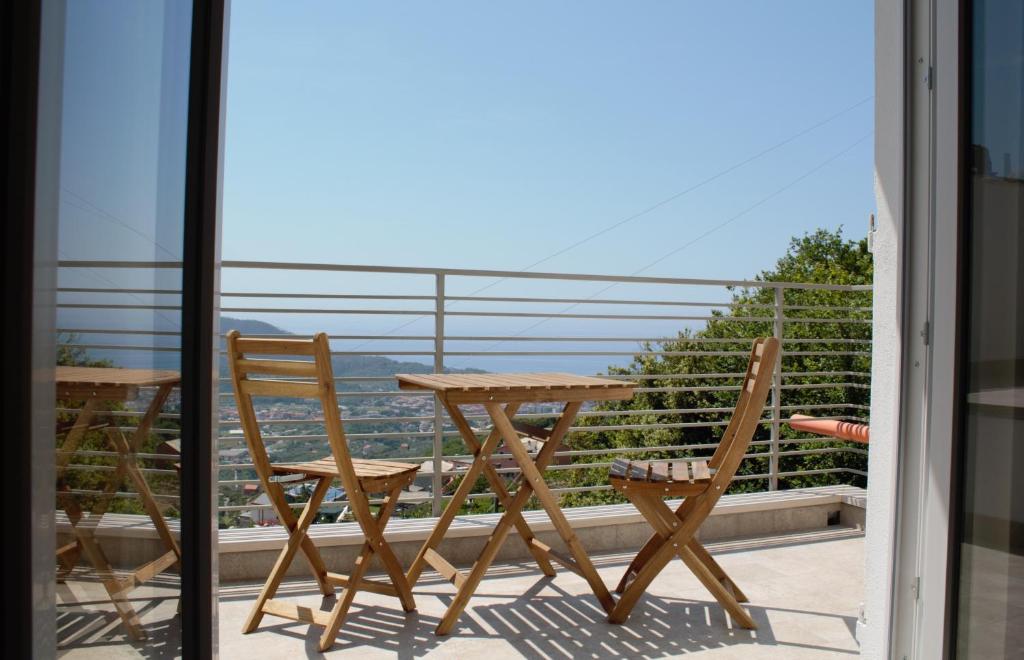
[226,331,362,500]
[235,358,319,378]
[704,336,779,485]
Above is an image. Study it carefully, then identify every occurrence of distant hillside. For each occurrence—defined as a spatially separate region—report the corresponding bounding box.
[220,316,484,378]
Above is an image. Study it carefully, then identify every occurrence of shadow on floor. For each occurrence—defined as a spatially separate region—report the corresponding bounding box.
[56,574,182,659]
[237,572,858,659]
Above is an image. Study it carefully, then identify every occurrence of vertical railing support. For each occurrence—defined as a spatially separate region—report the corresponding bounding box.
[769,285,784,490]
[431,273,446,516]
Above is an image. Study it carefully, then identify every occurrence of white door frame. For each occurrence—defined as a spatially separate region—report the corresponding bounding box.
[865,0,963,657]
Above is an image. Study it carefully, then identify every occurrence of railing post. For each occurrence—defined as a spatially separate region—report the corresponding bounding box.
[432,272,445,516]
[769,285,784,490]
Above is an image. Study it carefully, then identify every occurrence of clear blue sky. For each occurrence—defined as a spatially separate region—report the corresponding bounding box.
[53,1,875,370]
[222,1,875,283]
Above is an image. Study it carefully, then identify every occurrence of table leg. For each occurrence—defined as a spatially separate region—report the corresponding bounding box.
[56,399,101,575]
[440,400,556,577]
[406,403,514,587]
[487,401,615,615]
[434,401,586,635]
[111,383,181,563]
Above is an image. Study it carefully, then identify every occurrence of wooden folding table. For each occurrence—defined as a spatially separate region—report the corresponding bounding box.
[55,367,182,639]
[396,372,635,635]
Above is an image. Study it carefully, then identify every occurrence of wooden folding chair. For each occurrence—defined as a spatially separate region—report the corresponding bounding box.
[607,336,780,628]
[227,331,420,651]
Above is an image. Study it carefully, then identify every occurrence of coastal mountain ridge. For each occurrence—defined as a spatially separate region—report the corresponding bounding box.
[220,316,484,377]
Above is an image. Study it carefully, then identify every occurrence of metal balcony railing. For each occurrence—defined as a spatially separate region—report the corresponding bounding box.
[56,259,871,524]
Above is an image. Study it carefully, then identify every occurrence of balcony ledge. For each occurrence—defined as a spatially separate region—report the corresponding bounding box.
[58,485,865,582]
[220,484,865,551]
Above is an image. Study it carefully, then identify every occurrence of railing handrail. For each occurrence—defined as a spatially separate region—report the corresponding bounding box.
[58,258,873,291]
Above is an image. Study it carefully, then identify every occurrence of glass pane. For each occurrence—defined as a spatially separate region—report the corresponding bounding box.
[955,0,1024,657]
[53,1,193,655]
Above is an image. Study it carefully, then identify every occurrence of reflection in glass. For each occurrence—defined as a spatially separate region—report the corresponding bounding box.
[53,2,192,655]
[955,0,1023,657]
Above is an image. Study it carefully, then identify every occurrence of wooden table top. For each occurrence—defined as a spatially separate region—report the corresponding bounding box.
[56,366,181,387]
[396,372,636,404]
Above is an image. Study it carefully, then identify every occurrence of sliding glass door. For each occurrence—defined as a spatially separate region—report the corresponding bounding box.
[9,0,226,656]
[952,0,1024,656]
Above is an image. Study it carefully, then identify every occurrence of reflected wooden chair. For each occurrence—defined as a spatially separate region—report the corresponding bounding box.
[607,336,780,628]
[226,331,420,651]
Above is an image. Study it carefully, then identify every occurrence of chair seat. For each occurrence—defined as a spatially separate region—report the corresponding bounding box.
[272,457,419,491]
[609,458,716,494]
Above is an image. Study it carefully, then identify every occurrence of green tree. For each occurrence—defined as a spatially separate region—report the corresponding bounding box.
[558,228,872,507]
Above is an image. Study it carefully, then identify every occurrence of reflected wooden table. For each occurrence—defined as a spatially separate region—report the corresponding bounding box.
[396,372,635,635]
[55,367,181,639]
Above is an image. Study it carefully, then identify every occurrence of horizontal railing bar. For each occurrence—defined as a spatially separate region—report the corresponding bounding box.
[438,350,870,358]
[443,350,757,358]
[64,489,179,502]
[782,338,872,344]
[443,335,872,344]
[56,291,869,315]
[445,336,751,343]
[219,415,432,426]
[781,403,871,410]
[221,307,435,315]
[782,317,872,324]
[56,327,872,345]
[61,258,873,290]
[219,391,433,399]
[58,303,181,311]
[213,407,870,432]
[58,287,181,295]
[221,292,434,300]
[63,463,179,476]
[782,304,872,312]
[57,328,183,337]
[445,311,771,321]
[781,382,870,390]
[57,449,181,461]
[217,416,868,444]
[779,447,870,457]
[215,466,869,508]
[215,437,870,471]
[217,260,874,291]
[444,295,764,309]
[217,350,434,358]
[62,344,180,352]
[778,467,868,478]
[218,333,434,341]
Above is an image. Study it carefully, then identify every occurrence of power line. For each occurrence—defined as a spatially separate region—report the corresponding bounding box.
[61,188,181,260]
[351,95,874,351]
[474,130,875,354]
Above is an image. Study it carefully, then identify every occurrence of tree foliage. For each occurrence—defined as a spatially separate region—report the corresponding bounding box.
[556,228,873,507]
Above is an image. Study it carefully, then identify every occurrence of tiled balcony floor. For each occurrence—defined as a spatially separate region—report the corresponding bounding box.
[58,526,864,659]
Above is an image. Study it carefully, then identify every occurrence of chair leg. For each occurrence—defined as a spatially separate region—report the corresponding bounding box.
[615,528,665,593]
[677,546,756,629]
[616,506,749,602]
[612,490,755,629]
[318,536,373,652]
[242,477,332,634]
[687,540,749,603]
[269,481,333,597]
[609,520,680,623]
[318,484,412,651]
[369,486,416,612]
